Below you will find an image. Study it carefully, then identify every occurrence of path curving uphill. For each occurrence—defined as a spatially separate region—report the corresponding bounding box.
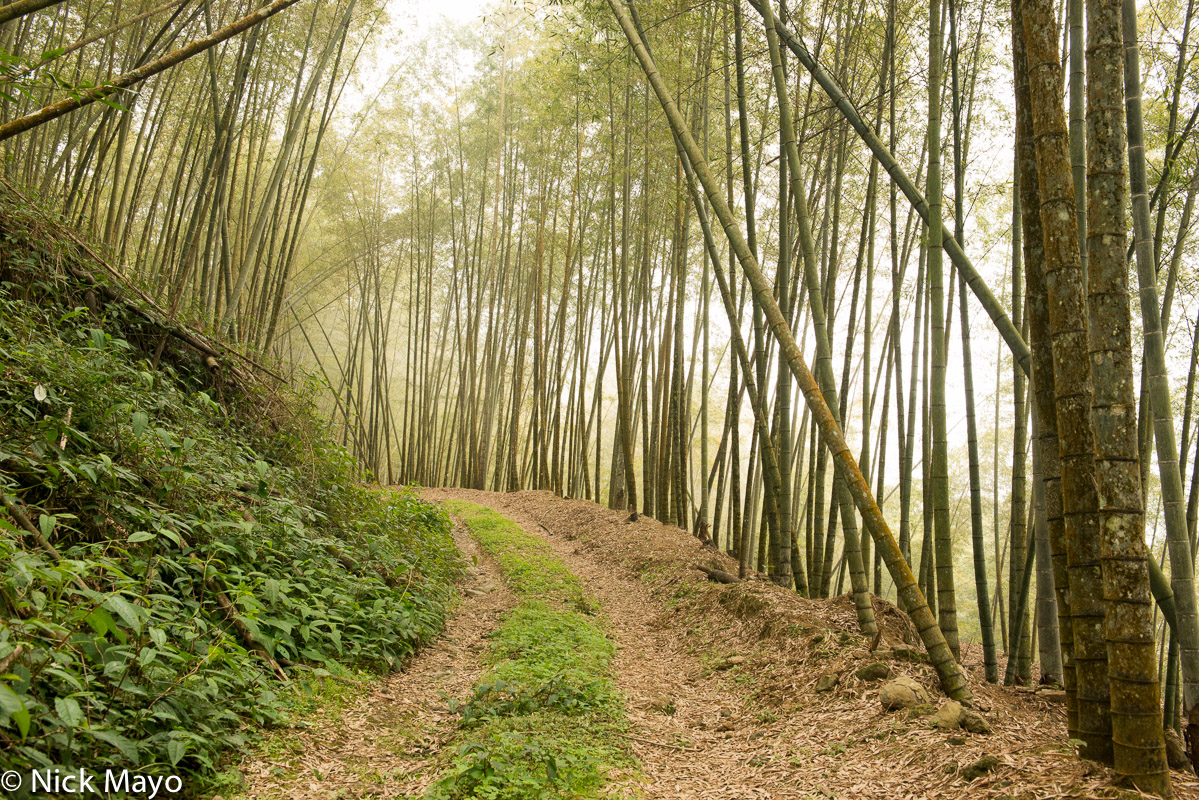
[237,489,1199,799]
[424,489,1199,800]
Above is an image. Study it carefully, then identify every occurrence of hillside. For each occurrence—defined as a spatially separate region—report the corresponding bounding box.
[0,188,461,797]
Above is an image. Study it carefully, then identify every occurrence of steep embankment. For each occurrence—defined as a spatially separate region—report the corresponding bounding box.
[0,190,460,797]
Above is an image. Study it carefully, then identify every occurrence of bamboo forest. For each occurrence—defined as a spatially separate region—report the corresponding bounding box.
[7,0,1199,795]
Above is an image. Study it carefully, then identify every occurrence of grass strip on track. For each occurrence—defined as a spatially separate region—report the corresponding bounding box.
[429,500,632,800]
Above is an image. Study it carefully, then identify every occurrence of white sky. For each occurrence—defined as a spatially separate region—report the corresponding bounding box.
[400,0,490,31]
[336,0,493,121]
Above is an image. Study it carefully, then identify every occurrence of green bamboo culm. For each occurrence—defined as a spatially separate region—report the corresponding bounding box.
[607,0,970,704]
[757,0,873,629]
[1123,0,1199,753]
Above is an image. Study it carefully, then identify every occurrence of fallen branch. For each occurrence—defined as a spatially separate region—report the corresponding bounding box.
[0,644,23,674]
[2,495,92,592]
[2,495,63,559]
[0,0,66,27]
[1,178,284,384]
[695,564,741,584]
[175,529,288,680]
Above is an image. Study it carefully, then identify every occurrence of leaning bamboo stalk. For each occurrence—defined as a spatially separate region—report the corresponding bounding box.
[677,146,785,576]
[744,0,1029,378]
[0,0,186,86]
[0,0,65,27]
[607,0,970,704]
[757,0,872,625]
[0,0,308,142]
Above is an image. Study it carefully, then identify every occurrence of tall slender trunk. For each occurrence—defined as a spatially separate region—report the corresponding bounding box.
[611,0,970,703]
[1123,0,1199,726]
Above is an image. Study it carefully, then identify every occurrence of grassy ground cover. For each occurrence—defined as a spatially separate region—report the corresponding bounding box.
[432,501,632,799]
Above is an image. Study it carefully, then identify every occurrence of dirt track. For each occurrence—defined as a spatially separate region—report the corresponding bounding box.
[235,523,516,799]
[237,489,1199,799]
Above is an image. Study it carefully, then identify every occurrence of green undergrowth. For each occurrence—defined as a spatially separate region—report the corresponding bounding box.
[440,501,591,613]
[0,195,461,796]
[430,501,631,800]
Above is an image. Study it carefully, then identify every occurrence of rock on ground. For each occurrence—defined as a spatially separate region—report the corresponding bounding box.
[879,676,931,711]
[931,701,964,730]
[856,661,892,682]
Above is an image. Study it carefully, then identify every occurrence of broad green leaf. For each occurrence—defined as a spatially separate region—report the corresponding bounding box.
[38,514,54,539]
[0,683,23,716]
[85,607,116,637]
[55,696,83,727]
[104,595,143,634]
[167,738,186,766]
[0,685,29,738]
[127,531,155,543]
[92,729,138,761]
[11,706,29,738]
[131,411,148,436]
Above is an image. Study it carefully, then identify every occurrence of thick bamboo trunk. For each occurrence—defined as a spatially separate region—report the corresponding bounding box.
[1084,0,1169,786]
[1022,0,1112,763]
[1012,0,1078,738]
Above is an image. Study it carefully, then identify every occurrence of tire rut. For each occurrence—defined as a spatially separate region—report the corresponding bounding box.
[424,488,810,800]
[235,524,514,800]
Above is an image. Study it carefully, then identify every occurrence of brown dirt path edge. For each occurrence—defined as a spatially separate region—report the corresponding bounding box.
[232,522,515,800]
[424,488,1199,800]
